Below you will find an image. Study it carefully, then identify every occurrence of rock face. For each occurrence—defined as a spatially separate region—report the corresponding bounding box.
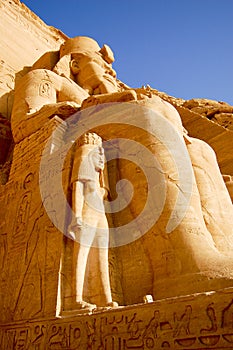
[1,2,233,349]
[177,99,233,175]
[182,98,233,129]
[0,0,67,181]
[0,0,67,118]
[148,93,233,176]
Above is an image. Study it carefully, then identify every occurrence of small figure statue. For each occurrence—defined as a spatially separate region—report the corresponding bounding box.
[68,132,117,311]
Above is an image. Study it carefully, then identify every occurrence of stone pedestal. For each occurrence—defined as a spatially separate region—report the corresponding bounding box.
[1,287,233,349]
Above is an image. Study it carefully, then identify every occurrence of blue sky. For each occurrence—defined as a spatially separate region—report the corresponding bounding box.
[22,0,233,105]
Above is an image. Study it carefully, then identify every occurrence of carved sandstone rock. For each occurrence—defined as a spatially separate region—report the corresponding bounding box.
[0,5,233,346]
[7,35,233,310]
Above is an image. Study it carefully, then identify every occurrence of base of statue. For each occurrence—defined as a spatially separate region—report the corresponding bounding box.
[1,287,233,349]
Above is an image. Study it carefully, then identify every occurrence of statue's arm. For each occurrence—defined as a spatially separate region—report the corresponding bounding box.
[26,74,89,121]
[72,181,85,227]
[11,70,89,142]
[27,100,80,121]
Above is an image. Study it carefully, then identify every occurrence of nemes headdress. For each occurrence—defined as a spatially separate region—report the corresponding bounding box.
[53,36,115,78]
[71,133,105,185]
[60,36,114,64]
[60,36,101,58]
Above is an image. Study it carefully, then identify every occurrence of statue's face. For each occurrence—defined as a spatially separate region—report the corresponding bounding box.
[91,146,105,172]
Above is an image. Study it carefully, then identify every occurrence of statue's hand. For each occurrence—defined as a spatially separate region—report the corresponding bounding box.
[56,101,80,119]
[31,101,80,120]
[74,217,83,228]
[67,217,83,240]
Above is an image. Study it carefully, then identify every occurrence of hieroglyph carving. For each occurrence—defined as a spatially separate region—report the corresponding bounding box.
[2,291,233,349]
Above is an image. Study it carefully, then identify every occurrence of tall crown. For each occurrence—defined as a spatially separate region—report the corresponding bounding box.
[76,133,102,148]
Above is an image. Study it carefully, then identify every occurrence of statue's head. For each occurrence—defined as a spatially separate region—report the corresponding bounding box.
[90,145,105,173]
[53,36,115,80]
[72,133,106,184]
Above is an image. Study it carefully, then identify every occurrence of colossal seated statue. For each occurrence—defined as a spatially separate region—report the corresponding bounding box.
[11,36,233,306]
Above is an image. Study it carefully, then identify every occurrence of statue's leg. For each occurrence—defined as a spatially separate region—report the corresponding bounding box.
[74,225,96,307]
[187,137,233,253]
[94,219,118,307]
[75,245,90,302]
[116,126,233,299]
[98,245,112,304]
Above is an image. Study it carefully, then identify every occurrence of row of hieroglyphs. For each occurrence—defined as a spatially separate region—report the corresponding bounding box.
[1,297,233,349]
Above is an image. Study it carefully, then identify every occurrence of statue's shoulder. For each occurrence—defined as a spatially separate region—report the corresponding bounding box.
[17,69,61,86]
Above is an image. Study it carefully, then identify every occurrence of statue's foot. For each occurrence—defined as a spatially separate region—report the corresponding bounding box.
[67,221,82,241]
[107,301,119,308]
[75,300,96,310]
[67,229,76,240]
[61,300,96,317]
[93,301,119,313]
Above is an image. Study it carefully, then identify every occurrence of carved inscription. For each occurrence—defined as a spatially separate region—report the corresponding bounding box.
[1,289,233,349]
[201,303,217,333]
[173,305,192,337]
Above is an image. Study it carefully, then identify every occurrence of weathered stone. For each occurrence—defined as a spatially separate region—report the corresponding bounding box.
[212,112,233,130]
[176,105,233,175]
[223,175,233,202]
[0,114,12,164]
[1,287,233,349]
[182,98,230,110]
[0,0,67,119]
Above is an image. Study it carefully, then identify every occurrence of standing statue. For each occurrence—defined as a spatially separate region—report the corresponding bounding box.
[68,132,117,310]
